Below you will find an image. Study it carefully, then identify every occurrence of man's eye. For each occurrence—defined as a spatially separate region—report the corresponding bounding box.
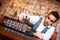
[48,17,50,19]
[48,17,54,22]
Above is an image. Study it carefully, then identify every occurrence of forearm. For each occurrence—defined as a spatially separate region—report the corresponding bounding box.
[33,32,43,40]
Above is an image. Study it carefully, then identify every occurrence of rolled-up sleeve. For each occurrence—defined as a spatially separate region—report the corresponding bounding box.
[42,26,55,40]
[29,16,40,25]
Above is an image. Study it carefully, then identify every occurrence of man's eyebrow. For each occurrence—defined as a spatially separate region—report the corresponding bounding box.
[48,17,54,22]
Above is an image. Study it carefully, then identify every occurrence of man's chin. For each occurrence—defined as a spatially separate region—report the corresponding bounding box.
[44,23,48,26]
[44,22,48,26]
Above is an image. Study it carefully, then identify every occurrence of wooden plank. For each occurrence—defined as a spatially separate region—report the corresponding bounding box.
[0,27,24,40]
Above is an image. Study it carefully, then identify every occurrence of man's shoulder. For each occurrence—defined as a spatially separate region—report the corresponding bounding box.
[50,25,55,29]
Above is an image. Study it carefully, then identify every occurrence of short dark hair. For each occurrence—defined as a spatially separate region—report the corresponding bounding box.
[49,11,59,21]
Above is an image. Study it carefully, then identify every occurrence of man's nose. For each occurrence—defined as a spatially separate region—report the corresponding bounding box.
[47,19,51,23]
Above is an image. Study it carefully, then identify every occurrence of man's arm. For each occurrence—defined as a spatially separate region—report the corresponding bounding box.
[33,26,55,40]
[33,31,43,40]
[42,26,55,40]
[18,13,40,24]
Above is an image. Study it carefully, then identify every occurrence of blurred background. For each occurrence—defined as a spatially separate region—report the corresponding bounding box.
[0,0,60,40]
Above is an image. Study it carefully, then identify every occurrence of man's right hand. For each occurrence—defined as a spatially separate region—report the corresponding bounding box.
[17,13,27,21]
[17,13,29,21]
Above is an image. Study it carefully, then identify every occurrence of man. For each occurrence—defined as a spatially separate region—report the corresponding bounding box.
[18,11,59,40]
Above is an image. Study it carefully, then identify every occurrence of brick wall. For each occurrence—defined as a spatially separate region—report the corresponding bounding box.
[0,0,60,40]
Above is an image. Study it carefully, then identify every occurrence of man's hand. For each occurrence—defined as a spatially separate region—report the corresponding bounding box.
[17,13,26,21]
[33,32,43,39]
[17,13,29,21]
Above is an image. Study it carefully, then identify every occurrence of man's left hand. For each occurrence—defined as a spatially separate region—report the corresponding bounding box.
[33,31,43,39]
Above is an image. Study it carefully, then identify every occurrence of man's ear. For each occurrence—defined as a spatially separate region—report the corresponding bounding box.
[45,15,48,18]
[52,22,57,27]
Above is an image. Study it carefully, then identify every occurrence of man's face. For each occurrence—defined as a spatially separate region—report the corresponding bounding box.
[44,14,57,26]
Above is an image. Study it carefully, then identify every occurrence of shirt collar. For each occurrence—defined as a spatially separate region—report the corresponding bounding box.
[42,17,52,28]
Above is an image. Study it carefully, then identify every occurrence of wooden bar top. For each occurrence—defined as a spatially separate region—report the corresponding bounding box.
[0,26,41,40]
[0,16,41,40]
